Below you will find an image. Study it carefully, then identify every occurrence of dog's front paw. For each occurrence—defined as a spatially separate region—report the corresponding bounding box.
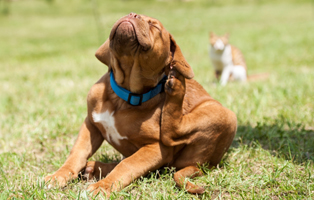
[165,68,185,98]
[44,168,77,188]
[87,181,111,198]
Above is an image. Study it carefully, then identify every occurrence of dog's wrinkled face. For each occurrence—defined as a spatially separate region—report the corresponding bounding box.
[95,13,194,93]
[109,13,156,55]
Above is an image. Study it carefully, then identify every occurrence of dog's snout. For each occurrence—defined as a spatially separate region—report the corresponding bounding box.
[129,12,141,19]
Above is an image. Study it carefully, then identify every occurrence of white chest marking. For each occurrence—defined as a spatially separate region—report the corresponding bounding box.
[92,111,127,146]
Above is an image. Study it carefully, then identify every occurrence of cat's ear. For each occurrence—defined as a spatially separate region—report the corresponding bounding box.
[169,34,194,79]
[210,31,215,38]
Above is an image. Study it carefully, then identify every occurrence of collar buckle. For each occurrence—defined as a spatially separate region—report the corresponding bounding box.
[110,71,167,106]
[127,93,143,106]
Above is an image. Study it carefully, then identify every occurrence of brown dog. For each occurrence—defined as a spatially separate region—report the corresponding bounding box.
[45,13,237,197]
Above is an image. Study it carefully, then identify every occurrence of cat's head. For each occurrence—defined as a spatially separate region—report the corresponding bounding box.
[209,32,229,51]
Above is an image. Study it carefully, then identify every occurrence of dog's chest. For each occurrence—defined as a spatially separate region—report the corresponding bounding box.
[92,110,127,146]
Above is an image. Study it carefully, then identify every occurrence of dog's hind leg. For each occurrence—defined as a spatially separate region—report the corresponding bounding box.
[162,68,237,148]
[83,161,118,181]
[174,166,205,194]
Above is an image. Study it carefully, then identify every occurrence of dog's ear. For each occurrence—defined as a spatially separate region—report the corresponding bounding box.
[169,34,194,79]
[95,39,111,71]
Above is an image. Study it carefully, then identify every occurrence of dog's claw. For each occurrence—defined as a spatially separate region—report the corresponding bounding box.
[87,183,110,197]
[186,184,205,194]
[165,68,185,97]
[83,166,95,181]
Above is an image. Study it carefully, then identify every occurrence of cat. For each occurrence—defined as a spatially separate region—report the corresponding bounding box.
[209,32,247,85]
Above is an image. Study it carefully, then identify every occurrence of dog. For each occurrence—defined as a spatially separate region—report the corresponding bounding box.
[45,13,237,197]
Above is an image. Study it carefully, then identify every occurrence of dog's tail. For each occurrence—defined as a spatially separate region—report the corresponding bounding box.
[247,72,270,82]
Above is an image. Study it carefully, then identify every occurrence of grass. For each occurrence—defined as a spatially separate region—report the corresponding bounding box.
[0,0,313,199]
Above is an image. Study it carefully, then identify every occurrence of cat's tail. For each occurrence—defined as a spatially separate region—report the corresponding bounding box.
[247,73,270,82]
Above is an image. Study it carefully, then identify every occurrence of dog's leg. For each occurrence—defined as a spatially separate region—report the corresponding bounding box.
[87,143,172,197]
[173,166,205,194]
[162,69,195,147]
[84,161,118,181]
[44,117,104,187]
[162,68,237,147]
[162,68,202,146]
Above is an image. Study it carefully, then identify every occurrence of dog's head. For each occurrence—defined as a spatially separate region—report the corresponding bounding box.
[95,13,194,93]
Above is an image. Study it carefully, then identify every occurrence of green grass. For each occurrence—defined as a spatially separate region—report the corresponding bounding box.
[0,0,313,199]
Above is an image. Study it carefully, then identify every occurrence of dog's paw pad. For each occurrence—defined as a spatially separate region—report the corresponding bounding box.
[83,162,97,180]
[165,70,185,97]
[186,182,205,194]
[85,166,94,174]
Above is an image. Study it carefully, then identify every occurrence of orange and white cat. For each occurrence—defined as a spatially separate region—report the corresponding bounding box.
[209,32,247,85]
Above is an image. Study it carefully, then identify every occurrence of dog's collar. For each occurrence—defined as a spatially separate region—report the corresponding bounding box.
[110,71,167,106]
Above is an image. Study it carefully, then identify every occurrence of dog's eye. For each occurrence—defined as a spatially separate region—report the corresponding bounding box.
[142,47,149,51]
[148,22,161,32]
[148,20,157,27]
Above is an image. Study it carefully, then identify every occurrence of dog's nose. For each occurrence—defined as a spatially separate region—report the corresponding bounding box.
[129,12,141,19]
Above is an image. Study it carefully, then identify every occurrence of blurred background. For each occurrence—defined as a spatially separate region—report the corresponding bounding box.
[0,0,313,198]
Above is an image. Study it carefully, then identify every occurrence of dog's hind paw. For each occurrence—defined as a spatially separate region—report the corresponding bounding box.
[186,182,205,194]
[165,68,185,98]
[83,161,118,181]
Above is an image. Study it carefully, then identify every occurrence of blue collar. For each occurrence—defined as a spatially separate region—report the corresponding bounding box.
[110,72,167,106]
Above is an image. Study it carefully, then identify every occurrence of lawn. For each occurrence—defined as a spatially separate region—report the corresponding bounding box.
[0,0,313,199]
